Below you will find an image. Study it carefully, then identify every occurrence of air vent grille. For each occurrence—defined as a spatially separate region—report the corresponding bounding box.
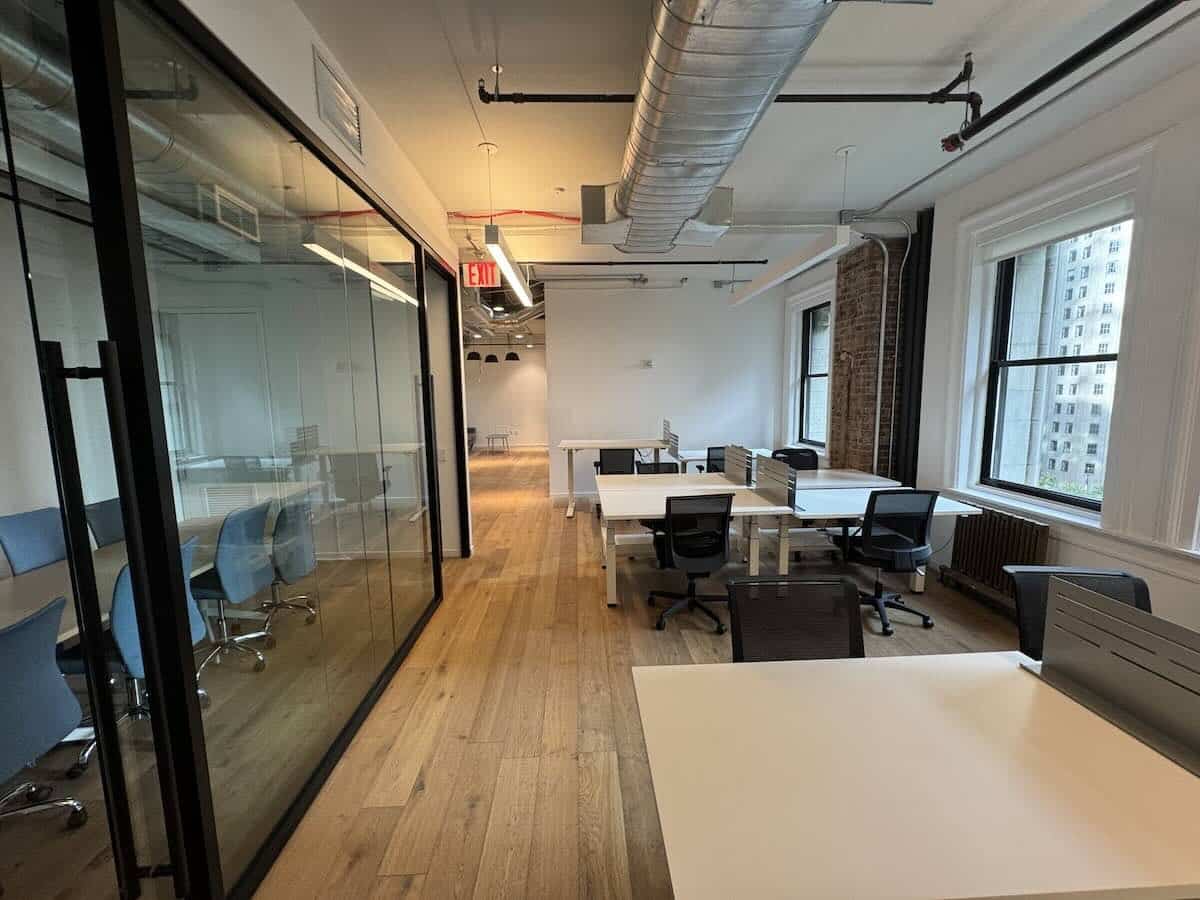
[314,48,363,157]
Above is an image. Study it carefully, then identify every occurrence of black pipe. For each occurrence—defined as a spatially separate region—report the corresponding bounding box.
[942,0,1186,150]
[522,259,768,267]
[477,79,981,114]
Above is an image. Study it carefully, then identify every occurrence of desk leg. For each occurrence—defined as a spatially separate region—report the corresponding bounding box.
[566,449,576,518]
[605,524,618,607]
[777,516,790,575]
[747,516,761,576]
[653,447,661,465]
[909,566,926,593]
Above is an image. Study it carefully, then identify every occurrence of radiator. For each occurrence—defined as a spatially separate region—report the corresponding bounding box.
[938,508,1049,613]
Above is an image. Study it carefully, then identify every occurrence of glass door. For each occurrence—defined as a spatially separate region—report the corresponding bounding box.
[0,2,190,896]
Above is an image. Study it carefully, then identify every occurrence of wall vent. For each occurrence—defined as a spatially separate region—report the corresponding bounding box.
[196,183,261,243]
[313,47,363,157]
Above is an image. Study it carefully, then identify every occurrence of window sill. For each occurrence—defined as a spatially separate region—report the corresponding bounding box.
[946,483,1101,529]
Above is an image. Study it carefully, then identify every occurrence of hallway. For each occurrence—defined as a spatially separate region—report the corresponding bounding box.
[255,448,1016,899]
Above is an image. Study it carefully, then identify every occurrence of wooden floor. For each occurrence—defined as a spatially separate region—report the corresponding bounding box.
[255,448,1016,899]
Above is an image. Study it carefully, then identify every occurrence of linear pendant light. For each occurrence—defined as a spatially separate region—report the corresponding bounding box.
[302,227,418,306]
[730,225,859,306]
[484,223,533,307]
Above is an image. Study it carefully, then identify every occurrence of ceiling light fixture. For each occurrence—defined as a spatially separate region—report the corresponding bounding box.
[484,353,499,363]
[514,333,525,339]
[466,350,481,361]
[302,230,418,306]
[730,226,859,306]
[484,223,533,307]
[526,343,534,349]
[492,305,505,313]
[505,351,520,361]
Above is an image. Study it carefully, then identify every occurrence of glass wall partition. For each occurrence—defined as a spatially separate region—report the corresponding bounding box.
[0,0,442,893]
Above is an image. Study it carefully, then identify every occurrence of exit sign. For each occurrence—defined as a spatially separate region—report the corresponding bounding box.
[463,260,501,288]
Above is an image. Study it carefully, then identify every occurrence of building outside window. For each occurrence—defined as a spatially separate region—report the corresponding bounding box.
[796,301,831,445]
[980,219,1132,509]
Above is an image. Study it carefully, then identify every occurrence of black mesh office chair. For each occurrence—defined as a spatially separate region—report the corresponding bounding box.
[771,448,819,471]
[648,493,734,634]
[636,461,679,567]
[1003,566,1151,660]
[694,446,724,474]
[727,576,864,662]
[846,490,938,636]
[593,449,636,518]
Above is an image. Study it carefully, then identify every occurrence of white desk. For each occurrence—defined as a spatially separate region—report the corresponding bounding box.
[558,438,670,518]
[595,472,738,492]
[673,447,772,472]
[634,651,1200,900]
[597,483,792,607]
[792,469,900,490]
[790,488,979,519]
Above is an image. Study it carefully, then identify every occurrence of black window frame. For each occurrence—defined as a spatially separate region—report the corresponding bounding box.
[979,256,1118,512]
[797,301,831,447]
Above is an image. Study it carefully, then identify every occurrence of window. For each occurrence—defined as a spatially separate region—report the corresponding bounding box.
[981,219,1133,510]
[1067,269,1076,281]
[1111,224,1122,232]
[1078,286,1087,299]
[1104,282,1116,294]
[1083,245,1092,258]
[1064,289,1074,303]
[1060,327,1069,339]
[1089,423,1100,435]
[1109,241,1121,253]
[1080,265,1090,278]
[1049,440,1058,451]
[796,301,831,446]
[1106,261,1118,274]
[1085,462,1096,475]
[1068,249,1077,262]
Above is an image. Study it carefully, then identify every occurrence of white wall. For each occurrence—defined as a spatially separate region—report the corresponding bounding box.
[546,283,786,499]
[466,349,549,448]
[183,0,457,268]
[920,61,1200,628]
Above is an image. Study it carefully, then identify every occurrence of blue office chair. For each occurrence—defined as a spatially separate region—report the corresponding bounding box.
[60,537,211,777]
[192,502,274,675]
[263,499,319,644]
[84,498,125,549]
[0,506,67,574]
[0,597,88,828]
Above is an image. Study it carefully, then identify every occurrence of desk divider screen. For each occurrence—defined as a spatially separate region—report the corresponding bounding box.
[667,431,680,460]
[662,419,672,443]
[754,456,796,508]
[724,446,752,488]
[1028,578,1200,776]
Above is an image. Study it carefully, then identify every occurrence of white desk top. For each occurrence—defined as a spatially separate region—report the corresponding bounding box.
[674,446,772,462]
[634,652,1200,900]
[599,486,791,521]
[595,473,740,492]
[559,438,669,450]
[792,468,901,489]
[791,488,979,519]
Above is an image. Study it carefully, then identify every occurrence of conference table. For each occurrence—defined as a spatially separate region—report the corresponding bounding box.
[558,438,670,518]
[595,471,977,607]
[0,517,219,646]
[634,651,1200,899]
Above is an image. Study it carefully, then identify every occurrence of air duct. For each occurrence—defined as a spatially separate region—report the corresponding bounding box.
[584,0,837,252]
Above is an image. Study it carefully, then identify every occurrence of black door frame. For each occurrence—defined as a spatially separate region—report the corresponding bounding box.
[53,0,455,896]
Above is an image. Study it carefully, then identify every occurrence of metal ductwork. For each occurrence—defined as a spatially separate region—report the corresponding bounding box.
[584,0,838,253]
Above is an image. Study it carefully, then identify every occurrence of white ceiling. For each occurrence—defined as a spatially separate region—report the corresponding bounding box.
[294,0,1200,263]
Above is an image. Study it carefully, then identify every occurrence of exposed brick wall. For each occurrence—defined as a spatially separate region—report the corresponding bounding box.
[829,239,906,478]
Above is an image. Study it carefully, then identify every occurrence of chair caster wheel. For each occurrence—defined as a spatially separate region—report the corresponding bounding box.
[197,688,211,709]
[27,784,52,803]
[253,659,267,673]
[67,808,88,829]
[305,613,317,625]
[655,620,666,631]
[881,626,894,637]
[922,619,934,629]
[715,624,727,635]
[263,635,277,649]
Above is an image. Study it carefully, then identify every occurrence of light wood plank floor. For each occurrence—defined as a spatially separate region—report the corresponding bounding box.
[255,448,1017,899]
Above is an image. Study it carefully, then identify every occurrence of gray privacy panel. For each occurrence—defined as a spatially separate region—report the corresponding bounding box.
[1029,577,1200,776]
[753,456,795,508]
[724,445,752,488]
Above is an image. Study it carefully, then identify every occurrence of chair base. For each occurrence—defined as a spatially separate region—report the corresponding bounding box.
[859,582,934,637]
[0,782,86,828]
[260,584,318,647]
[648,589,727,634]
